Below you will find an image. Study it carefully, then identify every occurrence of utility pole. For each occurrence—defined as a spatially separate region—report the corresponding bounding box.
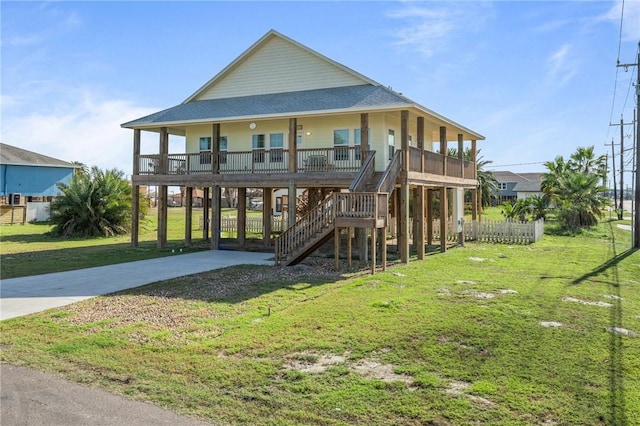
[609,116,632,219]
[617,41,639,247]
[606,138,618,215]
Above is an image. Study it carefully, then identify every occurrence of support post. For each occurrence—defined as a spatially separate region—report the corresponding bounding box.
[440,187,448,252]
[203,187,210,240]
[157,127,169,249]
[263,187,272,247]
[417,117,425,172]
[381,226,387,271]
[334,226,340,270]
[288,181,297,228]
[360,113,369,164]
[237,187,247,247]
[440,126,447,176]
[347,227,352,267]
[212,123,220,174]
[426,189,433,246]
[458,133,464,178]
[185,187,193,246]
[370,226,377,274]
[131,129,140,247]
[416,186,425,260]
[288,118,297,172]
[211,184,221,250]
[471,140,479,221]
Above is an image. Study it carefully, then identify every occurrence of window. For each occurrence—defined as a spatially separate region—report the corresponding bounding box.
[219,136,227,164]
[333,129,349,161]
[270,133,284,163]
[498,182,508,191]
[199,137,212,164]
[388,129,395,159]
[252,134,265,163]
[354,128,371,161]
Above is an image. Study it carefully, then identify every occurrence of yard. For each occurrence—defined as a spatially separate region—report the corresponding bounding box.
[0,214,639,425]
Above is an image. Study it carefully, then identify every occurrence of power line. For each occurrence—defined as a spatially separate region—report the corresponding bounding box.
[486,161,545,169]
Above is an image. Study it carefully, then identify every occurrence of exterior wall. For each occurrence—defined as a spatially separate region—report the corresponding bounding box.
[196,37,366,101]
[0,165,73,196]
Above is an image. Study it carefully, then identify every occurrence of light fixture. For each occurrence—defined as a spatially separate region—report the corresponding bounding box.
[249,122,257,130]
[306,131,311,136]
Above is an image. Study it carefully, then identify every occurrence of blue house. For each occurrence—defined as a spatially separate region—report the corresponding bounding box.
[493,171,543,205]
[0,143,78,204]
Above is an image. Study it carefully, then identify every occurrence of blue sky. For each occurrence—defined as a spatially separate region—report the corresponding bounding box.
[2,1,639,187]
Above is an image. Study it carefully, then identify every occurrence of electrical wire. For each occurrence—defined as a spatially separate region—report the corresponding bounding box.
[604,0,627,145]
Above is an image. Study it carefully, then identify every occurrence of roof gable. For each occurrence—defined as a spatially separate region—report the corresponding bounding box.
[0,143,77,168]
[187,30,376,102]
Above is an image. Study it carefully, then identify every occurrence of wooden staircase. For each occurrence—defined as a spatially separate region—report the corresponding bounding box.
[275,151,396,266]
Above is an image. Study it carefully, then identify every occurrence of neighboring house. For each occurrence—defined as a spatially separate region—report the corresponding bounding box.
[0,143,79,223]
[0,143,78,203]
[493,171,543,204]
[122,30,485,269]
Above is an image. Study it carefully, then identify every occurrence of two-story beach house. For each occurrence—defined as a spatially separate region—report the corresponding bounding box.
[122,30,485,271]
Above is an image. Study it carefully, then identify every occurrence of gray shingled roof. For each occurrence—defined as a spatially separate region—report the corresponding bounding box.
[123,85,411,127]
[0,143,77,168]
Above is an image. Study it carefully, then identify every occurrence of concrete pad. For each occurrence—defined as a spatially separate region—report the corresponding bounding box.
[1,250,273,320]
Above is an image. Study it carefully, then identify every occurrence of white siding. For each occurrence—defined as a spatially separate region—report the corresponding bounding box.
[196,37,367,101]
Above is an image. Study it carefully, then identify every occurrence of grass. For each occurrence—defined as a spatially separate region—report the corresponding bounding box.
[0,207,249,279]
[1,213,639,425]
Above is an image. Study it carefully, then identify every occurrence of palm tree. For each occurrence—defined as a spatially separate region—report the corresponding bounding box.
[526,194,551,220]
[555,171,607,229]
[447,147,499,208]
[49,167,133,237]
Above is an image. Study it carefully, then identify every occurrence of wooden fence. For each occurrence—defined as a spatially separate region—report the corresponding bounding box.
[200,215,287,236]
[432,218,544,244]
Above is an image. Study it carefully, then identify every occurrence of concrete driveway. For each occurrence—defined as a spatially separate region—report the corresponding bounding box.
[0,250,273,320]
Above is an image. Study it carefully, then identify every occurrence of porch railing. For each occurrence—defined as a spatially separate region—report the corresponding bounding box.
[137,146,476,179]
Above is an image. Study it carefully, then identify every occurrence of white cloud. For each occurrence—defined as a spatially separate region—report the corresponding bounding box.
[387,1,494,58]
[545,43,577,87]
[600,0,640,42]
[1,90,161,178]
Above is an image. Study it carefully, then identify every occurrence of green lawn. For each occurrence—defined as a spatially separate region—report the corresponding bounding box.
[1,217,638,425]
[0,208,250,279]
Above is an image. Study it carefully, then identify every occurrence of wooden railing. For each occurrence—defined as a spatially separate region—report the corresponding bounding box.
[349,151,376,192]
[138,147,362,176]
[407,149,475,180]
[375,151,401,194]
[274,191,388,264]
[275,194,336,264]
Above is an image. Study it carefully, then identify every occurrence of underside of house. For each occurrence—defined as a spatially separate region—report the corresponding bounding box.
[122,30,485,271]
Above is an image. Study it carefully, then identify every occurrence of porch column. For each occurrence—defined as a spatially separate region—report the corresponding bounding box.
[416,186,425,260]
[458,133,464,178]
[417,116,425,172]
[185,187,193,246]
[453,187,464,246]
[426,189,433,246]
[360,113,369,164]
[131,129,141,247]
[203,187,210,240]
[237,187,247,247]
[412,187,418,251]
[440,126,447,176]
[211,184,221,250]
[288,118,297,172]
[157,127,169,249]
[370,226,377,274]
[212,123,221,173]
[471,140,479,221]
[440,187,448,253]
[263,187,273,247]
[400,110,410,263]
[288,181,296,228]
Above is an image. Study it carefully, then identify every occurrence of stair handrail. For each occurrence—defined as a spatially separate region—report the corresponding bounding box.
[275,194,336,265]
[374,150,401,194]
[348,151,376,192]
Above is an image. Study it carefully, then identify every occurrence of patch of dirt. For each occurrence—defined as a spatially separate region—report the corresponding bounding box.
[469,257,487,262]
[606,327,639,337]
[51,258,345,336]
[499,289,518,294]
[562,297,613,307]
[602,294,623,300]
[283,351,412,384]
[474,292,495,299]
[456,280,476,285]
[540,321,563,328]
[445,381,494,406]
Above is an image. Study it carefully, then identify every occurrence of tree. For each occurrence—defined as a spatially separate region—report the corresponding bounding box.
[49,167,134,237]
[447,147,499,208]
[542,146,608,230]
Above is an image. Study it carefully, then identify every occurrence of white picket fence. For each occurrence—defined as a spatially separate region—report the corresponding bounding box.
[432,218,544,244]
